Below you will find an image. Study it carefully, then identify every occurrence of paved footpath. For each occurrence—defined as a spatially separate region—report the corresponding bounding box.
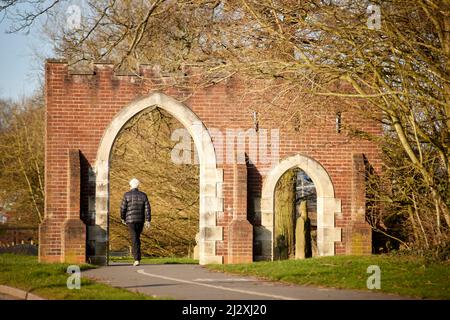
[0,293,20,300]
[83,263,412,300]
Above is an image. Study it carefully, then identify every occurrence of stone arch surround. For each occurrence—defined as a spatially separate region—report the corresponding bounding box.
[92,92,224,265]
[257,154,342,260]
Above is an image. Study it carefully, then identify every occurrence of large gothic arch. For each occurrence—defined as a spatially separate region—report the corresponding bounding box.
[258,154,342,259]
[92,92,224,265]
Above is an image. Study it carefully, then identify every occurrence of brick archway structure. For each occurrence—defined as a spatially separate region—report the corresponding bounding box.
[40,60,379,265]
[259,154,342,260]
[93,92,223,265]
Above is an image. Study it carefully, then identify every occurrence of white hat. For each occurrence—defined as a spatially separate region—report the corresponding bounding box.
[129,178,140,189]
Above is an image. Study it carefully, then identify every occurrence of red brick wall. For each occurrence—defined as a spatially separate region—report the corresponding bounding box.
[226,162,253,264]
[0,228,38,246]
[40,60,381,263]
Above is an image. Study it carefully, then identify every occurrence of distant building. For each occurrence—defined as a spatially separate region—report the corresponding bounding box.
[0,211,8,224]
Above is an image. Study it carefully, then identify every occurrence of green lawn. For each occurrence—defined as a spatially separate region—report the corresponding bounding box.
[207,255,450,299]
[0,254,154,300]
[110,256,198,264]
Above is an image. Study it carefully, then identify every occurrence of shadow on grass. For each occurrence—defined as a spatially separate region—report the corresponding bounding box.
[109,257,199,265]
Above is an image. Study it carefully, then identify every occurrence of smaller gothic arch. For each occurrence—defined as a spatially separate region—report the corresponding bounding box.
[258,154,342,260]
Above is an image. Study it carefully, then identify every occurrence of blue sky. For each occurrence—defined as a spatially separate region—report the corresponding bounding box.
[0,19,54,101]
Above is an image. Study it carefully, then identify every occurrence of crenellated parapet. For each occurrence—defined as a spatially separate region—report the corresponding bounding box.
[46,59,211,91]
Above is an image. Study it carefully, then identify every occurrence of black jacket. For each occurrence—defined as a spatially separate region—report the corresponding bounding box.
[120,188,151,223]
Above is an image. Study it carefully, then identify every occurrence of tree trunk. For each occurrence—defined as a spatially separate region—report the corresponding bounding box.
[295,200,312,259]
[274,169,297,260]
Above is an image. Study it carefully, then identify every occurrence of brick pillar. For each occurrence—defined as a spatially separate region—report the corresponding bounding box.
[61,150,86,263]
[348,153,372,255]
[227,162,253,264]
[39,221,60,263]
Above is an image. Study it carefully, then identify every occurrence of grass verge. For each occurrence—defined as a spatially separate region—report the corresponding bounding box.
[0,254,155,299]
[206,255,450,299]
[110,256,198,264]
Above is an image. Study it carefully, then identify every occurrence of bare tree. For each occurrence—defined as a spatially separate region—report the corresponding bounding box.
[0,95,45,225]
[2,0,448,251]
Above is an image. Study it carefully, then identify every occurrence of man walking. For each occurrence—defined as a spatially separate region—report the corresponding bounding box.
[120,178,151,266]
